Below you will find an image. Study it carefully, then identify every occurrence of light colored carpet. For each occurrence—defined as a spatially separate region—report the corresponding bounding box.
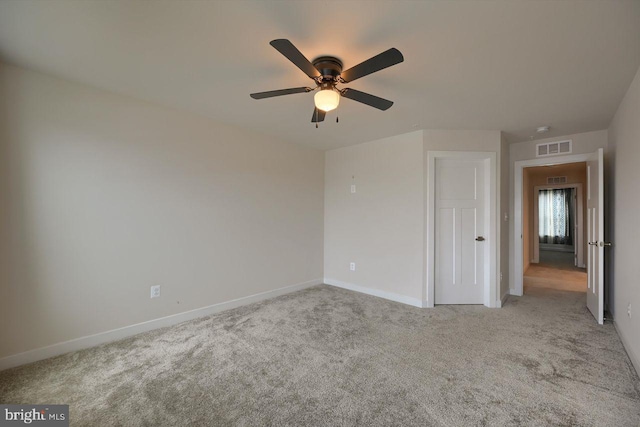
[0,285,638,426]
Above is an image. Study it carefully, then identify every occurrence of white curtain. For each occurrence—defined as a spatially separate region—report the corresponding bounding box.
[539,188,573,245]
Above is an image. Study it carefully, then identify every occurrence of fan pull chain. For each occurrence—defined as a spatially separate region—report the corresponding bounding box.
[316,123,318,129]
[336,116,339,123]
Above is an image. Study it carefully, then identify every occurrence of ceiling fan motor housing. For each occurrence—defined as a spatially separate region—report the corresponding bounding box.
[312,56,343,82]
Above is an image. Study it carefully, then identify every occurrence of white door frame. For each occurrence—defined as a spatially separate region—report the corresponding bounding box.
[512,153,591,296]
[533,183,584,268]
[426,151,497,308]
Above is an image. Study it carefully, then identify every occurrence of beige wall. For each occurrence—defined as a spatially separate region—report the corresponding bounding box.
[523,163,587,269]
[324,129,502,306]
[0,63,325,359]
[510,130,608,162]
[608,65,640,373]
[324,131,424,303]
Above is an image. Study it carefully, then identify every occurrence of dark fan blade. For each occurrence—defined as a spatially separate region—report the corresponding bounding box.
[270,39,321,79]
[340,48,404,83]
[250,87,311,99]
[341,88,394,110]
[311,107,326,123]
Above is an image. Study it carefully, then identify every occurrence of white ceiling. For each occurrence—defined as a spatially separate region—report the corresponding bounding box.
[1,1,639,150]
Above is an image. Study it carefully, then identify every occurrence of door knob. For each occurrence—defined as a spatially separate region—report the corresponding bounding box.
[600,242,612,247]
[588,241,598,246]
[475,236,485,242]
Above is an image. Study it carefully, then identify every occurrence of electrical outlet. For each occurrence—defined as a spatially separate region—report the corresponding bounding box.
[150,285,161,299]
[351,184,356,194]
[500,272,503,282]
[350,262,356,272]
[628,303,632,318]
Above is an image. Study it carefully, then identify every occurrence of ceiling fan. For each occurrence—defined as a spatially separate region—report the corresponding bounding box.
[250,39,404,125]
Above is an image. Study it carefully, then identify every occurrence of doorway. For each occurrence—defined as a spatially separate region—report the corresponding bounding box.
[534,184,584,268]
[523,164,587,294]
[512,149,605,324]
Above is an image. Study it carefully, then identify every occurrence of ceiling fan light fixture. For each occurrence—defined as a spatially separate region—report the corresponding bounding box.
[314,89,340,112]
[250,39,404,122]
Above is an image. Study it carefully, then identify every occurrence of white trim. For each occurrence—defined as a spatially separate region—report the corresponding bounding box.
[512,152,592,296]
[614,322,640,376]
[324,278,425,308]
[426,151,498,308]
[532,183,584,268]
[0,278,323,371]
[500,292,509,307]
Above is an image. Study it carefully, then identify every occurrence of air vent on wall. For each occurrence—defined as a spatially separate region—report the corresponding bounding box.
[547,176,567,184]
[536,140,572,157]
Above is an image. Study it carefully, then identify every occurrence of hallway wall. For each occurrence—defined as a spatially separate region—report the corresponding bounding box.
[608,64,640,374]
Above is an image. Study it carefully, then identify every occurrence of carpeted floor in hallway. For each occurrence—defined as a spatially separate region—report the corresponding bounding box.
[0,285,638,426]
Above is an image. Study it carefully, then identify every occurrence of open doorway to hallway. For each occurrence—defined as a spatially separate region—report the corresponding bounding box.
[522,163,587,294]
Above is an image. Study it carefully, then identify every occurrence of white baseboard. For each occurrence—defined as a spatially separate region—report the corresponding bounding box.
[614,321,640,377]
[0,278,323,372]
[324,278,425,308]
[509,288,523,297]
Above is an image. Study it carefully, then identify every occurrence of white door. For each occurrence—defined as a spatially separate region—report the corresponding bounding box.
[435,158,486,304]
[587,148,604,324]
